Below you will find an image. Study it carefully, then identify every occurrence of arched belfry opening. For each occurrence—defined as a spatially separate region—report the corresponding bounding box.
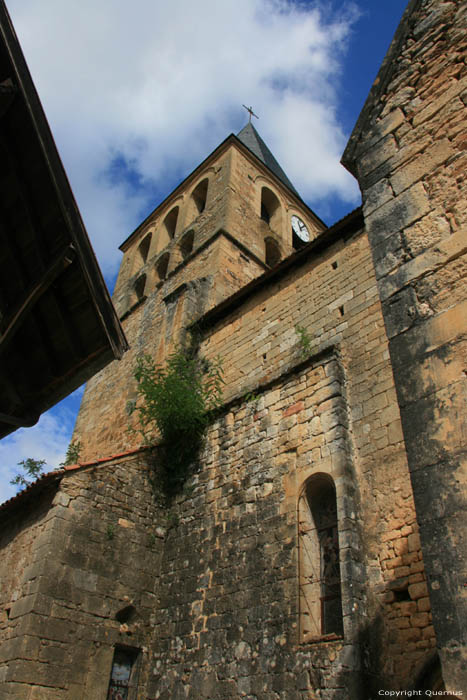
[155,252,170,283]
[138,233,151,264]
[264,237,281,268]
[260,186,282,233]
[133,274,146,303]
[163,207,179,239]
[157,207,179,253]
[298,474,343,641]
[191,178,208,214]
[179,230,195,261]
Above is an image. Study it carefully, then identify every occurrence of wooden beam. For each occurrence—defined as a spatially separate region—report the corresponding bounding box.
[0,78,16,117]
[0,410,39,428]
[0,243,75,354]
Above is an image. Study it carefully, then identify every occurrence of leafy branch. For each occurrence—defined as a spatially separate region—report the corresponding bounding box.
[10,458,46,489]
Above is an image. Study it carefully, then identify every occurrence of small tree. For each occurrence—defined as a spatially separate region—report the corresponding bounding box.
[10,458,47,490]
[129,347,224,493]
[60,440,82,466]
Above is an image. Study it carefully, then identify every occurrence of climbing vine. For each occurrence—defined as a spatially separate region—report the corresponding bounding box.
[128,346,224,494]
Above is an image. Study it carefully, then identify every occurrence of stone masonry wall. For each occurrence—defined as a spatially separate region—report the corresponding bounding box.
[342,0,467,688]
[0,455,165,700]
[74,141,319,463]
[2,224,436,698]
[130,224,435,698]
[73,232,265,462]
[0,485,59,695]
[190,225,435,692]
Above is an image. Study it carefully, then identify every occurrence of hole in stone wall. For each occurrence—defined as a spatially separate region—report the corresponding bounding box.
[394,589,411,602]
[6,607,10,619]
[332,261,338,270]
[115,604,137,623]
[338,305,344,316]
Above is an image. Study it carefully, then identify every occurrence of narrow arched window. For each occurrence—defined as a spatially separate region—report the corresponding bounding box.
[180,230,194,261]
[265,237,281,267]
[163,207,179,239]
[155,252,170,283]
[138,233,151,264]
[191,179,208,214]
[134,274,146,302]
[298,474,343,641]
[260,187,281,232]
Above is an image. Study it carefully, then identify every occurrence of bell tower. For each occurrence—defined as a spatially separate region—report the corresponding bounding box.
[73,124,325,460]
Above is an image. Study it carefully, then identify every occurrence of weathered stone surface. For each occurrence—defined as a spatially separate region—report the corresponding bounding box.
[2,0,466,696]
[348,0,467,690]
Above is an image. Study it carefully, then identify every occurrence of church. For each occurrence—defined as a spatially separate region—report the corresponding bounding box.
[1,0,466,698]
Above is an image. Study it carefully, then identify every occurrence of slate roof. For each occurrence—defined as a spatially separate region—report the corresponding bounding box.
[236,122,300,196]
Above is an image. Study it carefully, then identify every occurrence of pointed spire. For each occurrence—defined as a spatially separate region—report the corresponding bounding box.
[236,122,300,197]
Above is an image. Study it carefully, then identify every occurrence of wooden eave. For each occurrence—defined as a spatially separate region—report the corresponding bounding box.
[0,1,128,439]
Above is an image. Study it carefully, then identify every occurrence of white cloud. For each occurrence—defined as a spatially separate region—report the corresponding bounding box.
[7,0,360,284]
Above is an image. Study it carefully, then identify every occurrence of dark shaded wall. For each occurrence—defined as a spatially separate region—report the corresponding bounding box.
[342,0,467,689]
[0,456,165,700]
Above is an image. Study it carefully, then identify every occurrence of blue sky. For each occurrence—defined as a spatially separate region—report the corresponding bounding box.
[1,0,409,502]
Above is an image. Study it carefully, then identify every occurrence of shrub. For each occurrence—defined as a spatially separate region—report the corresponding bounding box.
[129,347,223,493]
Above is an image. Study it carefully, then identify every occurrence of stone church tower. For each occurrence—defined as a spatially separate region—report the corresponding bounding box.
[0,1,465,698]
[72,122,325,461]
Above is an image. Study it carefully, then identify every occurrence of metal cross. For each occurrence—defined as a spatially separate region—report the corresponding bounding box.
[242,104,259,123]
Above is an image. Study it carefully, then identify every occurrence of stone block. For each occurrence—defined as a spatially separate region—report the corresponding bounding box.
[366,182,431,247]
[390,138,456,195]
[408,582,429,600]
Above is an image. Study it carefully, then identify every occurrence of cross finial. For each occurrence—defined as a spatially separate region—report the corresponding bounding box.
[242,104,259,123]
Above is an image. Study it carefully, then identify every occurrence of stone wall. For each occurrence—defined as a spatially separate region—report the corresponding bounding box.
[342,0,467,688]
[74,139,320,463]
[1,214,436,699]
[0,455,164,699]
[0,483,60,697]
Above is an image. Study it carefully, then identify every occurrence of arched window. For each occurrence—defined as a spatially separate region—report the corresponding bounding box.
[163,207,179,239]
[265,237,281,267]
[260,186,281,233]
[179,230,195,261]
[298,474,343,640]
[138,233,151,264]
[156,207,179,253]
[191,178,208,214]
[134,274,146,302]
[155,252,170,283]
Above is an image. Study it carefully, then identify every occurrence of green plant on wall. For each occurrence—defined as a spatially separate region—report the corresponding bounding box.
[60,440,82,467]
[129,345,224,494]
[295,324,313,359]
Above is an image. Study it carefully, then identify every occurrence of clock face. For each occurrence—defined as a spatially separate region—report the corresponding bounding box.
[291,215,310,243]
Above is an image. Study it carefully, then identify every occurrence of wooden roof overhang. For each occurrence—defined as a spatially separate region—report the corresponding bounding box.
[0,2,128,439]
